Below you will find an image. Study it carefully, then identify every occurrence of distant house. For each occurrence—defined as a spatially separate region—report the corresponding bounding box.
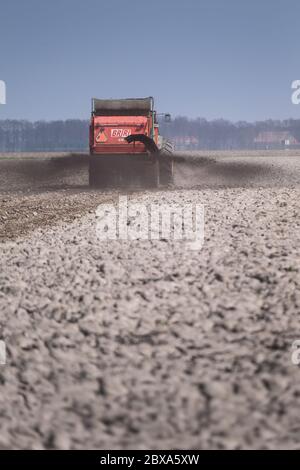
[254,131,300,149]
[173,136,199,150]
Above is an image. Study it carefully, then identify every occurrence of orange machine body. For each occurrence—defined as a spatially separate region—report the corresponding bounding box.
[89,98,159,155]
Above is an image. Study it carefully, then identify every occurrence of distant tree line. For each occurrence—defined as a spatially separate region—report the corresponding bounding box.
[160,117,300,150]
[0,120,89,152]
[0,117,300,152]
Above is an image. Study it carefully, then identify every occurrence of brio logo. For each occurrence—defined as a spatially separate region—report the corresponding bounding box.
[111,129,131,138]
[0,80,6,105]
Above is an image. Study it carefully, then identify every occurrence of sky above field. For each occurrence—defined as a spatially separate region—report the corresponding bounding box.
[0,0,299,122]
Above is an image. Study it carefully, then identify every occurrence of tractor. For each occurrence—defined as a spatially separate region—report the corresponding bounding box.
[89,97,173,188]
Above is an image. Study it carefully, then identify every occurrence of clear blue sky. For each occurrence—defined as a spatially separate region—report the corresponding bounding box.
[0,0,299,122]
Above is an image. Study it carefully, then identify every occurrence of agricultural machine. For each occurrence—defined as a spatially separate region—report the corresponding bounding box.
[89,97,173,187]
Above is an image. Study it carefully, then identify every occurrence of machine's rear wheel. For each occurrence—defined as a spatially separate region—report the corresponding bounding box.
[159,155,174,186]
[158,140,174,186]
